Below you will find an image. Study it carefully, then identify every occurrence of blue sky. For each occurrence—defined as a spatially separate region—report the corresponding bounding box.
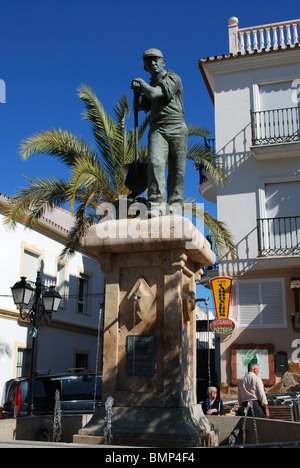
[1,0,298,203]
[1,1,299,310]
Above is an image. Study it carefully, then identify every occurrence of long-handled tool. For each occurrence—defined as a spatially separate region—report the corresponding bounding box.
[122,90,148,198]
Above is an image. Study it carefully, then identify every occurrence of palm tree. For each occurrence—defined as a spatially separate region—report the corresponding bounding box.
[4,84,235,261]
[185,128,235,262]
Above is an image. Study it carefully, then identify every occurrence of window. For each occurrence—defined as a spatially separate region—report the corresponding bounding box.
[236,279,286,328]
[22,249,42,283]
[16,347,32,377]
[264,181,300,220]
[252,80,300,145]
[77,273,90,315]
[61,375,101,401]
[56,261,68,308]
[258,181,300,256]
[258,81,297,111]
[75,352,89,370]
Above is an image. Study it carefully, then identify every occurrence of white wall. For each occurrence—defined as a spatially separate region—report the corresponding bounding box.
[205,50,300,386]
[213,58,300,275]
[0,204,104,399]
[0,318,29,399]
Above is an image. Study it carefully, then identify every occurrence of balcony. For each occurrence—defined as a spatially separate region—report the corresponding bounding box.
[257,216,300,257]
[250,107,300,159]
[229,17,300,55]
[194,138,217,203]
[251,107,300,145]
[199,236,219,288]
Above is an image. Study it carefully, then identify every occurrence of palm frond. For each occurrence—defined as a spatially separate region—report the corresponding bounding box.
[203,211,236,262]
[113,94,130,126]
[125,113,150,164]
[4,177,70,229]
[197,154,228,186]
[183,199,236,262]
[6,85,234,261]
[68,152,117,210]
[77,85,120,174]
[186,126,228,186]
[59,182,109,258]
[187,124,211,139]
[19,128,96,167]
[59,215,86,259]
[113,94,130,168]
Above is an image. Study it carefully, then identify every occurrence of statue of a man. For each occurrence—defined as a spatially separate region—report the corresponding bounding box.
[131,48,187,216]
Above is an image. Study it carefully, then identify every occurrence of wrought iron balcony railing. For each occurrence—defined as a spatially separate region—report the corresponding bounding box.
[193,138,215,185]
[257,216,300,257]
[251,107,300,146]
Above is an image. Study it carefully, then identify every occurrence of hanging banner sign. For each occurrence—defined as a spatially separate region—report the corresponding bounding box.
[210,276,232,320]
[210,318,235,335]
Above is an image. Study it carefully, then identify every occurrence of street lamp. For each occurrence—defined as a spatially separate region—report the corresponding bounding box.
[43,286,62,313]
[11,277,34,311]
[11,271,62,415]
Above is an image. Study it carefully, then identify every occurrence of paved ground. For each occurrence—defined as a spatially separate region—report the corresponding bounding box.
[1,438,300,449]
[0,439,107,448]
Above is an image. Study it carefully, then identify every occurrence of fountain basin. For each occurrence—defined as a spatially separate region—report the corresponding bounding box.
[207,415,300,446]
[1,414,300,446]
[73,404,218,447]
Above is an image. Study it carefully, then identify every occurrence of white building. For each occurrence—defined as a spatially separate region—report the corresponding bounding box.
[0,193,105,398]
[199,18,300,397]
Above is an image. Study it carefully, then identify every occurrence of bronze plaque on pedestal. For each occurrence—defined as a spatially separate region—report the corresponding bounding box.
[127,335,156,376]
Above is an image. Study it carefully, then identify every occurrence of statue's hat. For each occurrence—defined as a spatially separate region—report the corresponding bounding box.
[143,48,164,60]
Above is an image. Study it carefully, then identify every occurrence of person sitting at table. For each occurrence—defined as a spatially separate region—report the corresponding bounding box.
[203,386,223,415]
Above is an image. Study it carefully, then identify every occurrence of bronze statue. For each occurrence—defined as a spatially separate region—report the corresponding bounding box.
[131,48,187,216]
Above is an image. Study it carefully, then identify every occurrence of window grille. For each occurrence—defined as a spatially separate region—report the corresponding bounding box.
[16,347,32,378]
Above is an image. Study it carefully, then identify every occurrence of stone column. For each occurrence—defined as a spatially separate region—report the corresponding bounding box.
[73,215,218,447]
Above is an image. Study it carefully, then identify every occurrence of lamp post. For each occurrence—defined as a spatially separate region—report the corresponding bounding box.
[11,271,62,415]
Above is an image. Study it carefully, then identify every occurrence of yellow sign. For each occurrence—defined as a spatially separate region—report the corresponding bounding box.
[210,277,232,320]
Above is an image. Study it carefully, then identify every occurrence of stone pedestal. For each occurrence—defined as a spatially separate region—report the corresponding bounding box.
[73,216,217,447]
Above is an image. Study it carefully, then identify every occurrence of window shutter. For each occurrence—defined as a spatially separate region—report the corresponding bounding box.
[238,282,260,327]
[237,279,286,328]
[261,281,285,326]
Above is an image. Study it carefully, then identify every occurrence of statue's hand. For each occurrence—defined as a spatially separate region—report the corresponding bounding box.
[131,78,145,91]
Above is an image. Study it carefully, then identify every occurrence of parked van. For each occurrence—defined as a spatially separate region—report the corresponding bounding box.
[1,370,102,419]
